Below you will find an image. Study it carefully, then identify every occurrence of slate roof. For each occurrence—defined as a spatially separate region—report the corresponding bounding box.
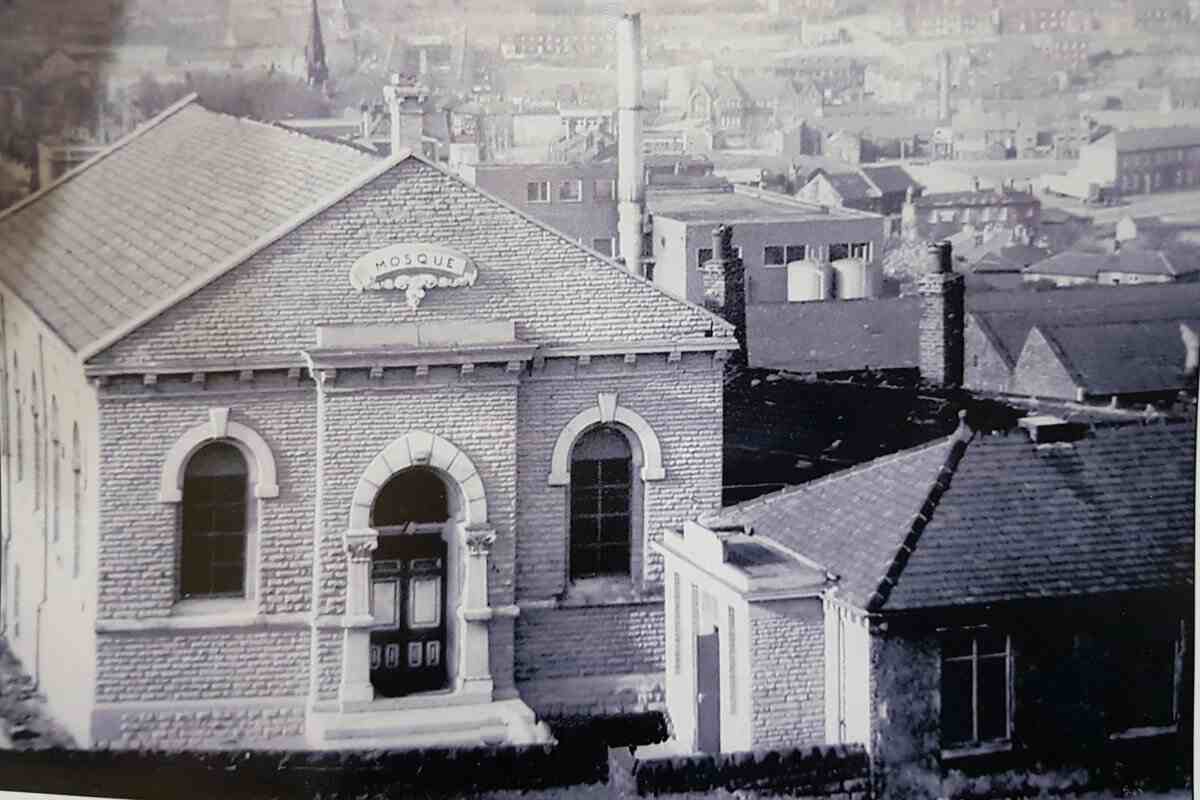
[972,243,1052,273]
[860,165,920,196]
[914,189,1039,208]
[826,172,875,200]
[969,283,1200,370]
[704,419,1196,611]
[1025,249,1192,278]
[749,282,1200,375]
[1104,126,1200,152]
[0,96,380,352]
[746,298,921,374]
[1035,320,1200,396]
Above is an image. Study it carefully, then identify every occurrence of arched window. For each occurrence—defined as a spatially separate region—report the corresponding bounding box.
[14,353,21,482]
[30,373,39,508]
[180,442,249,598]
[72,422,82,579]
[51,396,60,542]
[570,426,633,580]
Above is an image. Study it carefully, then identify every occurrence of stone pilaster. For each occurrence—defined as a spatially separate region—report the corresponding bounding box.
[339,528,378,706]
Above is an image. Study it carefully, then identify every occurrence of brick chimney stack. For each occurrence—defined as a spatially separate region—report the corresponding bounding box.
[917,241,965,388]
[701,224,746,360]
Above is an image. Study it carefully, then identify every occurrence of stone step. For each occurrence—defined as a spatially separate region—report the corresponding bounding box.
[309,699,554,751]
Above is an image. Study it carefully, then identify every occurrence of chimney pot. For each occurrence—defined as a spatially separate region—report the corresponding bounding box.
[927,240,953,274]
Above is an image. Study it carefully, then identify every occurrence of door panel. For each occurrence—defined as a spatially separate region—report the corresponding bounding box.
[370,532,448,697]
[696,631,722,753]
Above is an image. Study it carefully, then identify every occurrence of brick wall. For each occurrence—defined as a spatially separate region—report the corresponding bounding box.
[749,598,825,749]
[963,316,1016,394]
[0,287,101,744]
[1009,328,1080,401]
[917,269,966,388]
[515,356,724,599]
[515,604,665,682]
[96,381,316,618]
[91,159,729,368]
[74,153,731,742]
[95,629,309,703]
[91,704,307,750]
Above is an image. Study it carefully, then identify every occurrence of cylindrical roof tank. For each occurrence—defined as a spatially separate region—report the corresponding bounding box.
[831,258,869,299]
[787,259,833,302]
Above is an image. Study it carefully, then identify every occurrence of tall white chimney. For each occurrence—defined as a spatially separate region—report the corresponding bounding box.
[617,12,645,276]
[937,50,951,123]
[384,73,403,156]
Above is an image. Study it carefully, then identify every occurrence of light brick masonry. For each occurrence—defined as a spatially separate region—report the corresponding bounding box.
[750,599,825,749]
[0,103,735,750]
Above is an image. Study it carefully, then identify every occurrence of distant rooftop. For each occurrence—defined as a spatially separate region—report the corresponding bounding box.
[1101,125,1200,152]
[914,189,1039,208]
[648,188,873,224]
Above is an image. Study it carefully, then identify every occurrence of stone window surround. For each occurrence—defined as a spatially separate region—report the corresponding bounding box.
[339,430,497,710]
[549,393,666,593]
[158,407,279,616]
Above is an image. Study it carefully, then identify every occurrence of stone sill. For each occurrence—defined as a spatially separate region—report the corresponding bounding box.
[941,740,1012,760]
[520,578,667,609]
[556,577,664,609]
[97,611,307,633]
[1108,723,1177,741]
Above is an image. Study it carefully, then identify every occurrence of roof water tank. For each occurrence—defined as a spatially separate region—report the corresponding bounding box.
[787,260,832,302]
[831,258,873,300]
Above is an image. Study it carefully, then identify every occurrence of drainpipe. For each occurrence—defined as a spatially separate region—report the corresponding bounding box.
[301,350,325,717]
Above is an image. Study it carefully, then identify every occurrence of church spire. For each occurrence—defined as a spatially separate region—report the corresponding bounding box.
[305,0,329,89]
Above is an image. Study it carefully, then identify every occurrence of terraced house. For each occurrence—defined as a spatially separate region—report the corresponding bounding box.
[0,96,736,750]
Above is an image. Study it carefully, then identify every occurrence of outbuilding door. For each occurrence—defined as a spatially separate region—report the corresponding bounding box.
[696,630,722,753]
[369,530,448,697]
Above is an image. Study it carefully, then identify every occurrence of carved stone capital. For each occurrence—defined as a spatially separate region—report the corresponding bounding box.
[464,526,497,557]
[343,528,379,561]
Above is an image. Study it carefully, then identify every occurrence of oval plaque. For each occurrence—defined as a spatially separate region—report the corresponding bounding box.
[350,243,479,309]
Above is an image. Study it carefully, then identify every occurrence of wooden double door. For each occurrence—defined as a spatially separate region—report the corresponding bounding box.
[369,529,448,697]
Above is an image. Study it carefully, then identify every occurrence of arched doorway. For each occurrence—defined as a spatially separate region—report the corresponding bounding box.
[368,467,452,697]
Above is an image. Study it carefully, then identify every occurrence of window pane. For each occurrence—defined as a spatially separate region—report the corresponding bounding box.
[698,248,713,264]
[600,489,629,514]
[978,655,1008,740]
[571,488,600,513]
[977,630,1006,656]
[1112,640,1175,729]
[764,246,785,265]
[559,180,581,201]
[570,546,597,578]
[214,532,245,562]
[600,544,630,575]
[597,457,630,484]
[209,563,243,595]
[571,516,599,543]
[571,460,599,486]
[409,576,441,628]
[372,580,399,626]
[941,659,974,745]
[943,631,974,660]
[574,428,630,461]
[212,505,245,533]
[785,245,807,262]
[599,514,630,544]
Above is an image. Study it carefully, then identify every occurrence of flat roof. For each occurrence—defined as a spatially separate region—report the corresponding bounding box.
[647,191,872,224]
